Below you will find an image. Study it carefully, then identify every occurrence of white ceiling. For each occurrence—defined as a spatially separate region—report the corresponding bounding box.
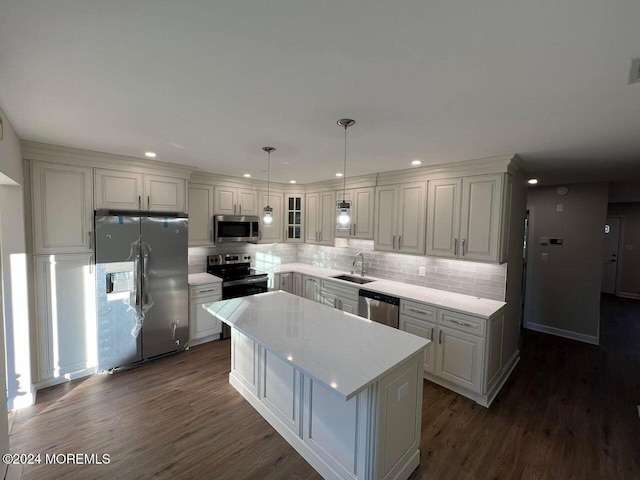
[1,1,639,185]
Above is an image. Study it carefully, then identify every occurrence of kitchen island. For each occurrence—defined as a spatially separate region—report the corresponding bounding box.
[205,291,429,480]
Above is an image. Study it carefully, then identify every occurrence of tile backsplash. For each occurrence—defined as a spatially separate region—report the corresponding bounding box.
[188,240,507,301]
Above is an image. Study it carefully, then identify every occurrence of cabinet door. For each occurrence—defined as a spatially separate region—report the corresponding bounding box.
[189,296,222,341]
[35,254,96,382]
[293,273,303,296]
[285,195,304,243]
[321,290,338,309]
[259,193,283,243]
[303,276,320,302]
[280,273,293,293]
[374,185,397,252]
[397,182,426,254]
[400,316,436,374]
[426,178,461,258]
[318,191,335,245]
[305,193,319,243]
[434,326,484,393]
[188,184,214,246]
[95,169,144,210]
[144,174,186,212]
[238,188,258,215]
[339,297,359,315]
[214,186,236,215]
[32,162,93,254]
[460,174,503,262]
[353,187,375,240]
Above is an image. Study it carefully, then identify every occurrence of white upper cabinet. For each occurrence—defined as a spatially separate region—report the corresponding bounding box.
[374,182,426,254]
[32,162,94,254]
[94,169,186,212]
[259,192,284,243]
[213,186,258,216]
[334,187,375,240]
[427,174,505,262]
[187,183,215,246]
[305,191,334,245]
[284,194,304,243]
[426,178,462,258]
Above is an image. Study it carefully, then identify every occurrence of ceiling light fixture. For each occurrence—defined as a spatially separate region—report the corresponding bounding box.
[527,178,538,185]
[289,180,296,184]
[411,159,422,166]
[336,118,355,231]
[144,151,157,158]
[262,146,275,228]
[243,173,251,178]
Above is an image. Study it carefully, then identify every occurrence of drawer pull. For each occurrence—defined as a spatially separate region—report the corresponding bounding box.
[196,288,218,294]
[450,319,476,328]
[407,307,428,315]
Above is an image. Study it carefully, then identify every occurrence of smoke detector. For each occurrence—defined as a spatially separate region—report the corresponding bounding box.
[629,58,640,84]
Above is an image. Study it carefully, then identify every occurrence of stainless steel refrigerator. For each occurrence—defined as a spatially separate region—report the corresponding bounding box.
[95,211,189,371]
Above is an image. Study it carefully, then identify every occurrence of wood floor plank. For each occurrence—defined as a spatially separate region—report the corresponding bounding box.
[10,294,640,479]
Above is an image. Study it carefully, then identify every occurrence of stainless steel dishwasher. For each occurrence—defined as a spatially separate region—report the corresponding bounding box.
[358,289,400,328]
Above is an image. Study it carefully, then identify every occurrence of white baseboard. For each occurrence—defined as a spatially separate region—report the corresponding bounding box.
[9,383,36,410]
[525,322,599,345]
[34,367,96,390]
[482,351,520,408]
[616,292,640,300]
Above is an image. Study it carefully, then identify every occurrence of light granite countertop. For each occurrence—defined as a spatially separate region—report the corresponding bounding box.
[188,272,222,286]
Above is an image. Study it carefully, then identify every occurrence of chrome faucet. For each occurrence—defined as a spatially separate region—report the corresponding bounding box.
[352,252,366,277]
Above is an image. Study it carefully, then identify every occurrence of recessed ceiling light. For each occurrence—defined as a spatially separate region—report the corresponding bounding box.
[243,173,251,178]
[144,151,157,158]
[527,178,538,185]
[336,173,343,177]
[289,180,296,184]
[411,159,422,166]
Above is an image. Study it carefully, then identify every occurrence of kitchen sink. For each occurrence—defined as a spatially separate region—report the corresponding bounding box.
[331,274,374,285]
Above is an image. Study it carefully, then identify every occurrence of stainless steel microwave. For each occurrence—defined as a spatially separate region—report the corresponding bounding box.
[213,215,260,243]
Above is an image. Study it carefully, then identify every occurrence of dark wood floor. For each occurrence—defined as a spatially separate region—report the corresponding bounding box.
[11,295,640,480]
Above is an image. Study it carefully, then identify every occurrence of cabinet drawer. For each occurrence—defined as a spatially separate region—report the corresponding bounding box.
[190,284,222,298]
[320,279,359,301]
[400,300,436,323]
[438,310,486,337]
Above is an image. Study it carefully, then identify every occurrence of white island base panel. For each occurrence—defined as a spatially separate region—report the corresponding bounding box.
[229,329,424,480]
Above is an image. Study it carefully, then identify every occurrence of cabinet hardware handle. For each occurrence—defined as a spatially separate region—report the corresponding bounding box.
[88,231,92,246]
[147,196,150,209]
[239,204,242,214]
[393,235,396,250]
[398,235,402,249]
[138,195,142,209]
[439,330,442,344]
[234,203,237,214]
[430,327,434,340]
[454,238,458,255]
[197,288,218,294]
[285,228,287,239]
[210,230,213,243]
[259,230,262,240]
[320,231,322,242]
[408,307,427,315]
[334,298,337,308]
[462,239,466,256]
[451,319,475,328]
[353,223,357,236]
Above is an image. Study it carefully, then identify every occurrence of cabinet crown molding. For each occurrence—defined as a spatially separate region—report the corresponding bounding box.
[22,141,194,179]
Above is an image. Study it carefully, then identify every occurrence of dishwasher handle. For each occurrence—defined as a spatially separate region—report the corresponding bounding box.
[358,289,400,306]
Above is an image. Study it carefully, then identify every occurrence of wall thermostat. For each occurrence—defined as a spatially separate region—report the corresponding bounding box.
[556,186,569,196]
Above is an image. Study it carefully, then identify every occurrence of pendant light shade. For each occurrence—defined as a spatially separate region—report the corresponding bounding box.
[336,119,355,230]
[262,146,275,227]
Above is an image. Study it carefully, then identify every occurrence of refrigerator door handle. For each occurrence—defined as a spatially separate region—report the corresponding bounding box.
[172,322,177,340]
[142,252,150,305]
[133,254,141,307]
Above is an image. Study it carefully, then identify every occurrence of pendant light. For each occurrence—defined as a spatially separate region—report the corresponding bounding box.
[336,118,355,230]
[262,146,275,227]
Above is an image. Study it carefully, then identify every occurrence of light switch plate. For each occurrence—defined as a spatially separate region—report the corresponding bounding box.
[541,253,548,261]
[418,266,426,277]
[556,204,563,212]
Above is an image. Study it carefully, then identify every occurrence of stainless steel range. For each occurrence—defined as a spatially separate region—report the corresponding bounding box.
[207,253,268,338]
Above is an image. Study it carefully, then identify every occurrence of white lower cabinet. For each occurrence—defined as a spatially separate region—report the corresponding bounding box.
[303,276,321,302]
[400,299,507,406]
[189,283,222,346]
[34,253,96,386]
[293,273,303,296]
[279,272,293,293]
[320,279,359,314]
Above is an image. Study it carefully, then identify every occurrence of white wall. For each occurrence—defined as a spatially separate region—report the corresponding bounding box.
[0,107,27,461]
[524,182,609,344]
[607,202,640,298]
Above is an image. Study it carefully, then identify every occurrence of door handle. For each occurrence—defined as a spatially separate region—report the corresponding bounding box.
[462,239,466,255]
[88,231,92,247]
[234,204,237,214]
[454,238,458,255]
[334,298,337,308]
[430,327,434,341]
[398,235,402,249]
[147,196,150,210]
[393,235,396,250]
[172,322,177,340]
[210,230,213,243]
[138,195,142,209]
[142,252,149,305]
[239,204,242,214]
[134,254,141,307]
[439,330,442,344]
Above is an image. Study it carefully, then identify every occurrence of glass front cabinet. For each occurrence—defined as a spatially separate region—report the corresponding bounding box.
[285,194,304,243]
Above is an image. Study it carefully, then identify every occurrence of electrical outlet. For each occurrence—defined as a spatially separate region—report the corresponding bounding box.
[541,253,548,261]
[556,204,564,212]
[418,266,426,277]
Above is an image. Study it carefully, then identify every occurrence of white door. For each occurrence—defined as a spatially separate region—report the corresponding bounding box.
[354,187,375,240]
[397,182,426,254]
[374,185,398,252]
[339,297,359,315]
[214,187,236,215]
[187,184,214,246]
[238,189,258,215]
[293,273,304,296]
[318,191,335,245]
[260,193,283,243]
[145,174,186,212]
[426,178,461,258]
[400,316,436,374]
[303,276,320,302]
[190,297,222,341]
[280,273,293,293]
[460,174,502,261]
[434,326,484,393]
[305,193,319,243]
[94,169,144,210]
[601,217,621,294]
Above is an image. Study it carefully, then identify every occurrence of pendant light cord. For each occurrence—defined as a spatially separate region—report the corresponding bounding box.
[267,150,270,198]
[343,125,347,201]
